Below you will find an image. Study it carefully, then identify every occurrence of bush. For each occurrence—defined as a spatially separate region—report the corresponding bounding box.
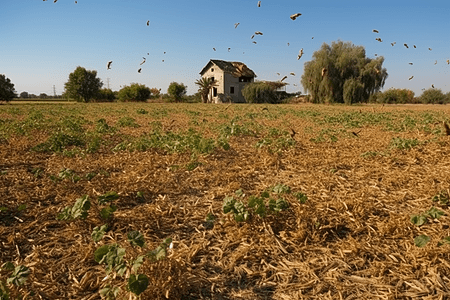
[377,88,415,104]
[117,83,151,102]
[242,81,288,103]
[420,88,447,104]
[97,88,115,102]
[167,82,187,102]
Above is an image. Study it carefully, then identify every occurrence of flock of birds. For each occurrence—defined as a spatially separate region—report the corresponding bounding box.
[372,29,449,89]
[44,0,448,92]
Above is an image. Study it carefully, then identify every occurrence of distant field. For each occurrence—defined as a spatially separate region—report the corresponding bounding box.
[1,102,450,299]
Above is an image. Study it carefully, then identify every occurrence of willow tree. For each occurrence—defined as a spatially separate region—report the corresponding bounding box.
[301,41,388,104]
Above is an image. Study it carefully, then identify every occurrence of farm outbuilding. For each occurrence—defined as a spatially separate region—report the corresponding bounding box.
[199,59,257,103]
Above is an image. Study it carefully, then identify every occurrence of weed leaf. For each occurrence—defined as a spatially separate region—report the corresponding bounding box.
[414,235,430,247]
[128,274,149,296]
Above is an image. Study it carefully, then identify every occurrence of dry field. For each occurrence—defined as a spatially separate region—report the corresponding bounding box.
[1,102,450,299]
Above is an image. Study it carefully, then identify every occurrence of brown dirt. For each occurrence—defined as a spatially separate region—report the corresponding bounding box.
[1,103,450,299]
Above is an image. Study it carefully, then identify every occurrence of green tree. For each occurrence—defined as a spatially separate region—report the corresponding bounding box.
[97,88,116,102]
[301,41,388,104]
[241,81,287,103]
[377,88,415,104]
[195,77,217,103]
[20,91,29,98]
[64,66,103,102]
[117,83,151,102]
[420,88,447,104]
[167,82,187,102]
[0,74,17,103]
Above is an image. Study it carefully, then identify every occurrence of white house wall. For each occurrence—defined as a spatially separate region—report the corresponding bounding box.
[201,61,255,103]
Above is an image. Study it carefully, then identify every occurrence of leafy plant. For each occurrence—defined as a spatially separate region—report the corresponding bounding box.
[57,195,91,220]
[272,183,291,194]
[414,235,430,247]
[97,192,119,221]
[294,192,308,204]
[92,224,108,242]
[438,237,450,247]
[117,117,139,128]
[99,285,121,300]
[136,108,148,114]
[94,244,127,276]
[223,196,249,222]
[432,190,449,205]
[128,231,145,248]
[410,214,428,226]
[389,137,419,150]
[6,265,30,286]
[425,206,445,219]
[147,238,173,262]
[127,274,149,296]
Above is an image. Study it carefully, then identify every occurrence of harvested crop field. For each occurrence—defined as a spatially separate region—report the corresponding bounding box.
[1,102,450,299]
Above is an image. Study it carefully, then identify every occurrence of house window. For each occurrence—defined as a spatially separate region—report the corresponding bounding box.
[230,86,235,94]
[239,76,252,82]
[213,87,218,97]
[211,68,214,72]
[211,77,215,82]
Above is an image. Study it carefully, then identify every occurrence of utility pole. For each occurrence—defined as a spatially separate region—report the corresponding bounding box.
[106,78,110,89]
[53,85,56,97]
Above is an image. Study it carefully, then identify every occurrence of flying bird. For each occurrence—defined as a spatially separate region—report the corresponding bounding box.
[429,48,432,51]
[447,59,449,64]
[432,84,435,88]
[414,45,416,48]
[75,1,77,3]
[290,13,302,20]
[297,48,304,60]
[404,43,409,48]
[373,29,379,33]
[409,62,413,65]
[408,76,414,80]
[147,20,150,26]
[391,42,396,46]
[213,48,216,51]
[375,37,382,42]
[276,72,280,75]
[252,41,257,44]
[54,0,57,2]
[312,37,314,39]
[228,47,231,52]
[255,31,263,35]
[290,72,295,76]
[435,60,438,65]
[140,57,146,65]
[234,23,240,28]
[138,68,142,73]
[280,75,288,82]
[107,61,112,70]
[257,1,261,7]
[287,42,290,46]
[251,34,255,39]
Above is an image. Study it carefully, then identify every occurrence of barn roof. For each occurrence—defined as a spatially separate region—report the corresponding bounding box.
[200,59,256,78]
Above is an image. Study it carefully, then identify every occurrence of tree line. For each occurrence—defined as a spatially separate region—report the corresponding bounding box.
[1,40,449,104]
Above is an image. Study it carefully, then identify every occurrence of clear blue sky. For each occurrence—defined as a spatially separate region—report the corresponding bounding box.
[1,0,449,97]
